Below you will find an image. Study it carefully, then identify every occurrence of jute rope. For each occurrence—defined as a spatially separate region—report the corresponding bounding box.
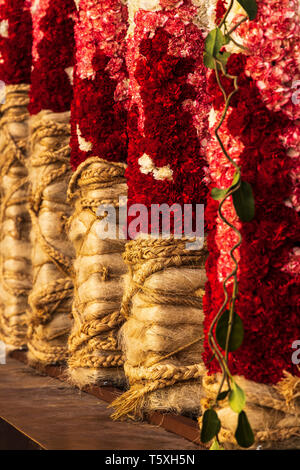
[111,237,208,420]
[27,110,74,364]
[199,371,300,448]
[0,84,31,347]
[66,157,127,387]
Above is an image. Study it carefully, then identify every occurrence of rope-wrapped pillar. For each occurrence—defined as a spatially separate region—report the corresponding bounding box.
[67,0,128,387]
[202,0,300,448]
[0,0,32,348]
[111,0,210,418]
[26,0,76,365]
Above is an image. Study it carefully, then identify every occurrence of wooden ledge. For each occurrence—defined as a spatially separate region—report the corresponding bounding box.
[0,352,205,450]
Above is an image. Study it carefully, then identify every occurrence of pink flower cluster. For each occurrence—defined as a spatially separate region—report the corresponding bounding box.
[239,0,300,276]
[75,0,128,85]
[205,108,242,283]
[240,0,300,120]
[31,0,50,64]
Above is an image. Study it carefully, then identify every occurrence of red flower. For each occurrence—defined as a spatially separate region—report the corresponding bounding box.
[0,0,32,84]
[29,0,76,114]
[204,53,300,384]
[226,53,247,77]
[215,0,227,23]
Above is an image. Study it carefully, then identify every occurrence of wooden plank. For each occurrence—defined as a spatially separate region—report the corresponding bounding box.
[10,350,206,448]
[0,355,201,450]
[0,417,43,450]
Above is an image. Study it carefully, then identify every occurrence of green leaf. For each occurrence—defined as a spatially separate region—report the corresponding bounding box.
[210,439,224,450]
[231,170,241,189]
[215,309,244,352]
[203,52,216,70]
[205,28,225,57]
[211,187,228,200]
[216,51,231,69]
[217,390,229,401]
[235,411,255,448]
[232,180,255,222]
[237,0,258,20]
[200,409,221,443]
[229,382,246,413]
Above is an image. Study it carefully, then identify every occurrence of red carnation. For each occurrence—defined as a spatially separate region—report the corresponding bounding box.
[226,53,247,77]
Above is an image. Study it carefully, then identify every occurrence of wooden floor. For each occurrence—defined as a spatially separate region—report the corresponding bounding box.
[0,356,200,450]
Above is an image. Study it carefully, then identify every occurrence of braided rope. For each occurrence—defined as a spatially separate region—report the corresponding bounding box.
[121,238,208,320]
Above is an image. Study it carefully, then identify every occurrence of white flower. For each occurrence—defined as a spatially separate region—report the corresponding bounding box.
[138,153,155,174]
[138,153,173,181]
[76,124,93,152]
[65,67,74,85]
[153,165,173,181]
[0,20,8,38]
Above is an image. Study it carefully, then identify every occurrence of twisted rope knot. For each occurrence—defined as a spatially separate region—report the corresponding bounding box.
[67,156,126,203]
[121,237,208,320]
[28,279,73,326]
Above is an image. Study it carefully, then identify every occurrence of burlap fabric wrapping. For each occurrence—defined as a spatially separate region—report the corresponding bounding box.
[200,373,300,449]
[27,110,74,364]
[0,84,31,348]
[66,157,127,387]
[111,238,208,418]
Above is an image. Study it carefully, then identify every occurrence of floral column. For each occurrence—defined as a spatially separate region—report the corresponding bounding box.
[26,0,76,365]
[66,0,128,387]
[0,0,32,348]
[202,0,300,448]
[111,0,210,418]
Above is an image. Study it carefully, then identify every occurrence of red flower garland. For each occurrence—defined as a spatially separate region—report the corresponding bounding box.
[126,3,209,234]
[70,0,129,170]
[203,53,300,385]
[0,0,32,84]
[29,0,76,115]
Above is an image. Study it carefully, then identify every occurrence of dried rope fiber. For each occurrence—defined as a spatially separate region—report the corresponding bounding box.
[200,372,300,449]
[66,157,127,387]
[111,237,208,419]
[0,84,31,348]
[27,110,74,365]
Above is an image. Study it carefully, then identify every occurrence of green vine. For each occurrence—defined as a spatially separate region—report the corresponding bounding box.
[200,0,257,449]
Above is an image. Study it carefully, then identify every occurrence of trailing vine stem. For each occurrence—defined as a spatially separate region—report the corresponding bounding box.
[201,0,257,449]
[207,54,243,403]
[218,0,234,28]
[227,16,247,35]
